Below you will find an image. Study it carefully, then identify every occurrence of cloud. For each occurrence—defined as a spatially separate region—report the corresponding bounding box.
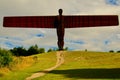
[104,40,110,45]
[105,0,120,6]
[66,40,85,45]
[117,34,120,39]
[36,34,44,38]
[0,39,23,49]
[65,27,120,51]
[0,36,23,41]
[4,42,16,48]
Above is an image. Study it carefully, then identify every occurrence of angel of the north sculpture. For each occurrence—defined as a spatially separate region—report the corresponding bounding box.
[3,9,119,50]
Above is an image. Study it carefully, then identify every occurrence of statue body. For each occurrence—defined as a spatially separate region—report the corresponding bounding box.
[55,9,64,50]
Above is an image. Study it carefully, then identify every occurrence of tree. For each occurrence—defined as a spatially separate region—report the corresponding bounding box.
[10,47,18,56]
[0,48,13,67]
[39,48,45,53]
[64,47,68,51]
[85,49,87,52]
[27,45,39,55]
[117,50,120,53]
[10,47,27,56]
[10,45,45,56]
[34,44,38,50]
[47,48,53,52]
[109,50,114,53]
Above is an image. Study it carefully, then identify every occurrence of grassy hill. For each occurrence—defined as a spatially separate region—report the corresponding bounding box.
[0,51,120,80]
[0,52,56,80]
[35,51,120,80]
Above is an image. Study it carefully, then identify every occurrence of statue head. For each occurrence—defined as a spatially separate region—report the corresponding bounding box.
[58,9,63,16]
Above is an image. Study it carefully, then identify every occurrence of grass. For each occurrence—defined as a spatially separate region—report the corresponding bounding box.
[0,52,56,80]
[34,51,120,80]
[0,51,120,80]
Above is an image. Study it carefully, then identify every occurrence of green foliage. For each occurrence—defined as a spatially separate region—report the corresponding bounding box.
[109,50,114,53]
[0,48,13,67]
[117,50,120,53]
[10,47,27,56]
[38,48,45,53]
[10,45,45,56]
[27,45,39,55]
[64,47,68,51]
[47,47,69,53]
[85,49,87,52]
[47,48,53,52]
[0,52,56,80]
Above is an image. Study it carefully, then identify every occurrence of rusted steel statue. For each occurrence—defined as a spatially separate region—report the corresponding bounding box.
[3,9,119,50]
[54,9,64,50]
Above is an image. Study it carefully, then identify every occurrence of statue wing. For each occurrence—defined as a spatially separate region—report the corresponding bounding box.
[3,15,119,28]
[63,15,119,28]
[3,16,56,28]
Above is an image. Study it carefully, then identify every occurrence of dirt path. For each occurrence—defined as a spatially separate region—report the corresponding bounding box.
[26,51,64,80]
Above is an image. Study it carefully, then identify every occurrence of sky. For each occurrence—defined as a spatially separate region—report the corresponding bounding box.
[0,0,120,52]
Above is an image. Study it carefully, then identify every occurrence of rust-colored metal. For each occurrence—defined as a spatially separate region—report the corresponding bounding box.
[55,9,64,50]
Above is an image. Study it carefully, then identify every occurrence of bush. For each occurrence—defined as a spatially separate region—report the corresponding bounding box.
[64,47,68,51]
[85,49,87,52]
[0,48,13,67]
[109,50,114,53]
[10,47,27,56]
[117,51,120,53]
[39,48,45,53]
[47,48,53,52]
[27,45,39,55]
[10,45,45,56]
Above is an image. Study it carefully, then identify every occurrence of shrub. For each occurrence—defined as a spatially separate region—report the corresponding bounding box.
[64,47,68,51]
[10,47,27,56]
[27,45,39,55]
[85,49,87,52]
[117,51,120,53]
[39,48,45,53]
[10,45,45,56]
[0,48,13,67]
[47,48,53,52]
[109,50,114,53]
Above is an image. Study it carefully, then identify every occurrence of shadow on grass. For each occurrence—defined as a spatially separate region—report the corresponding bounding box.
[48,68,120,79]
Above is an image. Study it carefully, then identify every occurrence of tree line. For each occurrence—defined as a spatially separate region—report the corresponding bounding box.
[109,50,120,53]
[0,45,68,67]
[10,44,68,56]
[0,46,120,68]
[10,44,44,56]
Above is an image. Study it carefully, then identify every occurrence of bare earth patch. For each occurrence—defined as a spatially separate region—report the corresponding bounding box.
[26,51,64,80]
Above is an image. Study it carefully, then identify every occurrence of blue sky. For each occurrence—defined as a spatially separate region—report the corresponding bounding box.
[0,0,120,51]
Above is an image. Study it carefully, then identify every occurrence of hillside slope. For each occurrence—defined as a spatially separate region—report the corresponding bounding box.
[26,51,64,80]
[36,51,120,80]
[0,51,120,80]
[0,52,57,80]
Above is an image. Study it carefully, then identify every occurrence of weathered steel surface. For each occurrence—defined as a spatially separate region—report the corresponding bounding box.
[3,15,119,28]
